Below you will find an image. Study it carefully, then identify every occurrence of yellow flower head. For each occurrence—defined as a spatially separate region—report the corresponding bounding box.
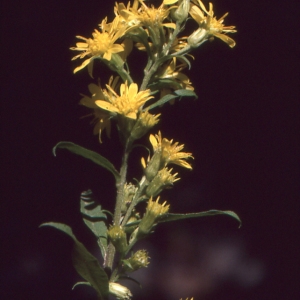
[130,110,161,140]
[149,131,193,169]
[146,167,180,197]
[145,196,170,216]
[137,196,170,237]
[70,16,128,73]
[123,250,150,272]
[114,1,141,28]
[80,77,120,142]
[156,57,194,92]
[95,81,154,119]
[123,0,176,30]
[189,0,236,47]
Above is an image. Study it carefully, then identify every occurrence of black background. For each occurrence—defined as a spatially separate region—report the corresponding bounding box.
[2,0,299,299]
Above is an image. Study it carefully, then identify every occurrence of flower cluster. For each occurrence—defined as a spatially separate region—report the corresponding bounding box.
[47,1,237,300]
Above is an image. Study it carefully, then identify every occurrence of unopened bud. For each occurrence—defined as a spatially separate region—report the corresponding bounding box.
[109,282,132,300]
[137,197,169,238]
[188,28,207,48]
[146,168,179,197]
[171,0,190,24]
[143,151,162,181]
[121,183,137,213]
[130,111,160,141]
[122,250,150,272]
[107,225,128,254]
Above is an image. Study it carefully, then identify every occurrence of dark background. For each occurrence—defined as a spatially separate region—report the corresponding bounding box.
[1,0,299,299]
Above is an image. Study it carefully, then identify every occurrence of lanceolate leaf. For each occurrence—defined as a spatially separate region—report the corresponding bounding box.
[176,55,192,70]
[53,142,120,181]
[146,94,178,110]
[72,281,92,290]
[157,210,242,227]
[174,89,198,98]
[40,222,109,299]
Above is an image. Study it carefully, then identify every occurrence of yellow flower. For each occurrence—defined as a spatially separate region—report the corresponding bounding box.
[189,0,236,47]
[114,1,141,28]
[146,167,180,197]
[123,0,176,30]
[169,36,189,54]
[95,81,153,119]
[137,196,170,237]
[130,110,160,140]
[164,0,180,5]
[107,225,128,254]
[80,77,120,142]
[122,250,150,272]
[155,57,194,92]
[149,131,193,169]
[70,16,128,73]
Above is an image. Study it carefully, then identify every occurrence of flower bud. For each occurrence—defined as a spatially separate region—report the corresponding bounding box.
[188,28,207,48]
[117,115,137,142]
[122,250,150,272]
[137,197,169,238]
[109,282,132,300]
[143,151,163,181]
[121,183,137,213]
[171,0,190,24]
[130,111,160,141]
[107,225,128,254]
[146,168,179,197]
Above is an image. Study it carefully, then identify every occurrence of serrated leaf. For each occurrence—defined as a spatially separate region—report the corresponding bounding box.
[174,89,198,98]
[53,142,120,181]
[157,210,241,227]
[40,222,109,299]
[146,94,178,110]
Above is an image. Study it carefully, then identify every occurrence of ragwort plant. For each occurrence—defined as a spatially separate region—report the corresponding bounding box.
[41,1,240,299]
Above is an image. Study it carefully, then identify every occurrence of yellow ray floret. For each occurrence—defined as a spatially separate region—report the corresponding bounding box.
[95,81,153,119]
[70,16,128,73]
[150,131,193,169]
[189,0,236,47]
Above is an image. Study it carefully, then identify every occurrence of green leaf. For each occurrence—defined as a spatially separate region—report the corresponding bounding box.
[176,55,192,70]
[157,210,242,227]
[72,281,92,290]
[118,275,142,288]
[53,142,120,181]
[80,190,107,220]
[40,222,109,299]
[146,94,178,110]
[72,241,109,300]
[174,89,198,98]
[80,190,108,260]
[147,79,182,92]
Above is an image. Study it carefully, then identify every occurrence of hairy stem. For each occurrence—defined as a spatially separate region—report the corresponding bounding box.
[105,140,131,271]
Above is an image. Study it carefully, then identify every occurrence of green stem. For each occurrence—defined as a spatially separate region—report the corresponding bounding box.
[139,22,183,91]
[105,140,131,271]
[121,176,148,226]
[114,141,131,225]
